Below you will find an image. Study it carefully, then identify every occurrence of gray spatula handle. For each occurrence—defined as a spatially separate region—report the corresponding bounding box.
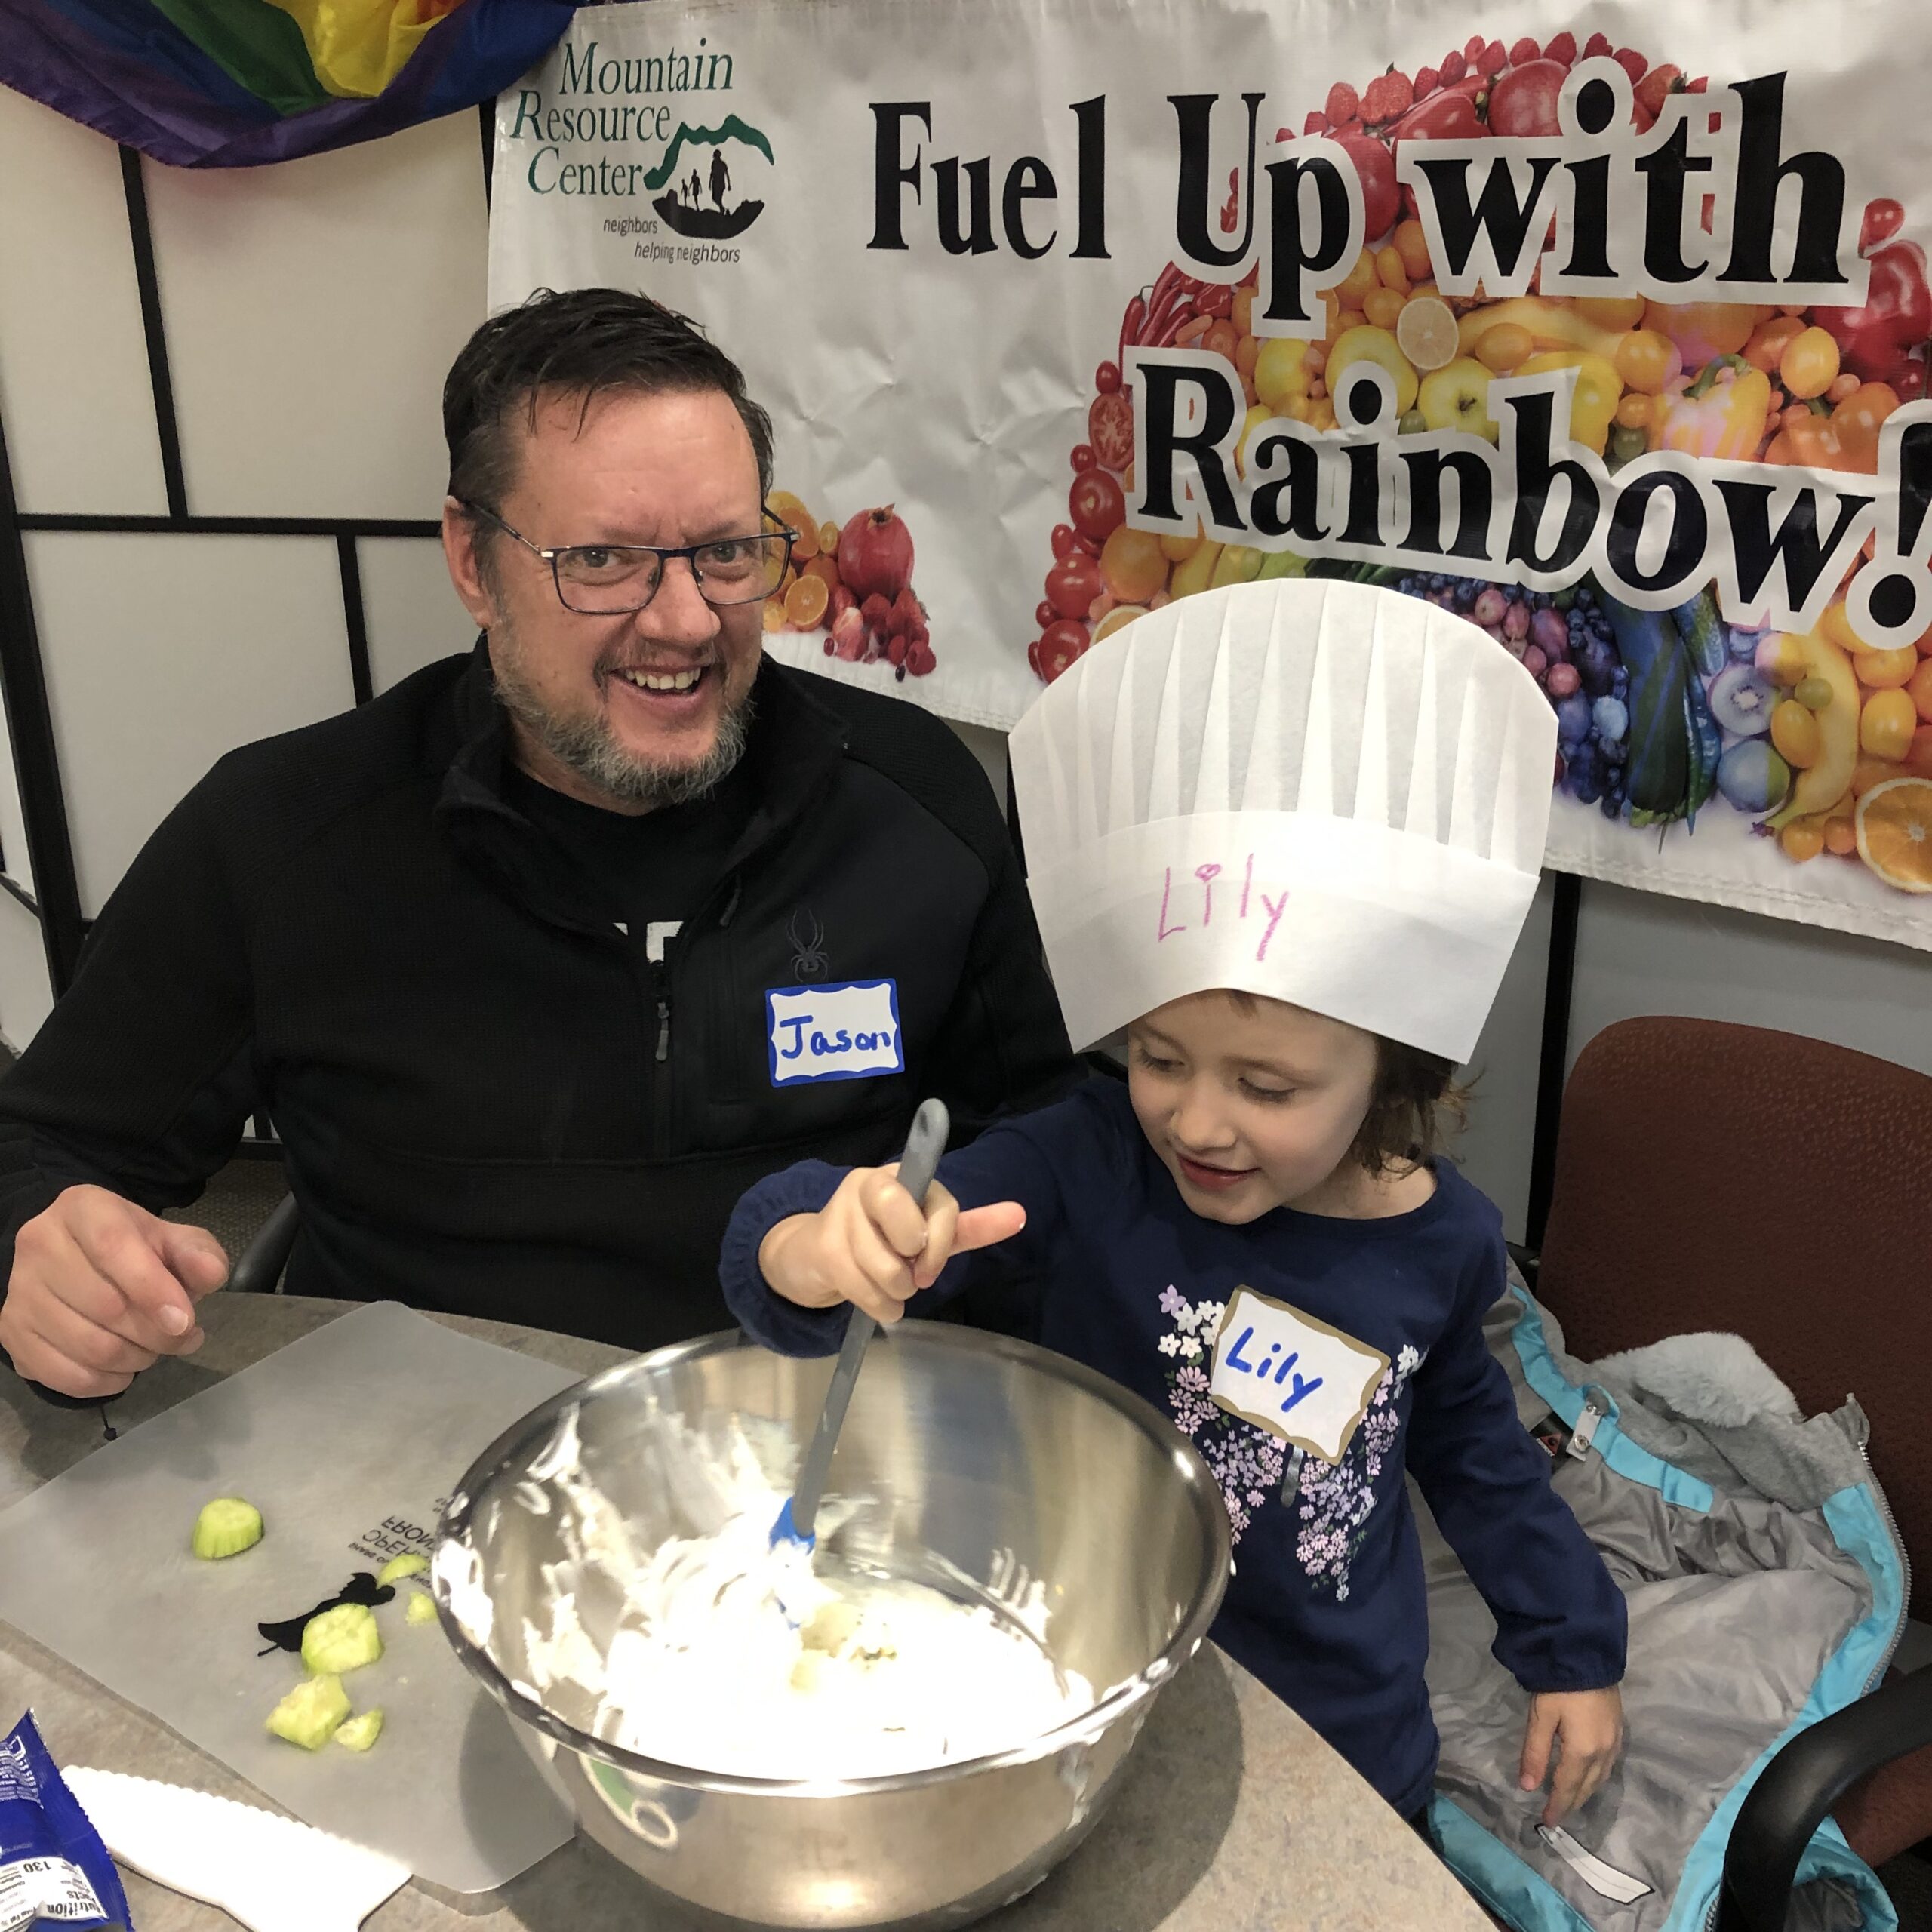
[788,1098,950,1540]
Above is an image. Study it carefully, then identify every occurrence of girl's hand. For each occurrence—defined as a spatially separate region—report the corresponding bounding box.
[758,1166,1025,1327]
[1520,1686,1625,1826]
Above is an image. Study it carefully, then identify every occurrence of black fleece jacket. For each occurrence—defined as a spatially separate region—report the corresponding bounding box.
[0,643,1074,1360]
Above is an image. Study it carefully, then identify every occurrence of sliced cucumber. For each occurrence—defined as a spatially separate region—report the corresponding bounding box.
[334,1709,384,1752]
[266,1674,349,1750]
[301,1603,383,1675]
[375,1552,428,1587]
[192,1497,263,1560]
[405,1591,438,1627]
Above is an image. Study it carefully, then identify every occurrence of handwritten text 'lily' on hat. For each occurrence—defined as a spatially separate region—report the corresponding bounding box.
[1008,580,1557,1063]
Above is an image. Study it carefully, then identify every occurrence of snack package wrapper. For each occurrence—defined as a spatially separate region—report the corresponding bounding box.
[0,1713,133,1931]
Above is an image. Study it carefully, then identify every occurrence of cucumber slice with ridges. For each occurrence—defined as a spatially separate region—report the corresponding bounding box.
[334,1709,383,1752]
[376,1553,428,1587]
[192,1497,263,1560]
[405,1590,438,1626]
[301,1602,383,1675]
[266,1674,349,1749]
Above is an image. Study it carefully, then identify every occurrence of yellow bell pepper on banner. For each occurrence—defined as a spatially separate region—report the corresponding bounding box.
[1515,350,1624,454]
[1651,357,1774,460]
[265,0,466,99]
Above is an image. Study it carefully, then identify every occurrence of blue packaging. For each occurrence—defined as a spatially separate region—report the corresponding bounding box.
[0,1714,131,1931]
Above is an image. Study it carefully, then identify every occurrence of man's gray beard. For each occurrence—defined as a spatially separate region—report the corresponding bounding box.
[493,641,752,810]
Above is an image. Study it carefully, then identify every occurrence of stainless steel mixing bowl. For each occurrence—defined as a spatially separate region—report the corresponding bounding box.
[435,1320,1232,1930]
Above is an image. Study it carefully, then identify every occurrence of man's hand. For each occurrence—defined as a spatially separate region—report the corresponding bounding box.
[1520,1686,1625,1826]
[0,1185,229,1398]
[758,1164,1024,1328]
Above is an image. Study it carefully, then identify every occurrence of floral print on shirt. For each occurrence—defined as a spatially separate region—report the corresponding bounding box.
[1293,1346,1422,1600]
[1158,1285,1282,1540]
[1158,1282,1424,1599]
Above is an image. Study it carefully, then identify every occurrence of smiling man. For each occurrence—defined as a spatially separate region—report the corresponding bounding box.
[0,288,1074,1401]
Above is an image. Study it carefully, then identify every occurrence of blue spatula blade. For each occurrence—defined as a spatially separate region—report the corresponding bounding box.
[770,1494,811,1554]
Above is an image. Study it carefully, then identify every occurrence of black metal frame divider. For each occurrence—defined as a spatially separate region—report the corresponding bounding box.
[0,98,1588,1227]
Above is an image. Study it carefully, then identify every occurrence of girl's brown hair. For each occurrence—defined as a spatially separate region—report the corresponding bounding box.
[1348,1036,1469,1177]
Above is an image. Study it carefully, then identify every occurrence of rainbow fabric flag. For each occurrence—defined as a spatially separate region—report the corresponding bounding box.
[0,0,579,166]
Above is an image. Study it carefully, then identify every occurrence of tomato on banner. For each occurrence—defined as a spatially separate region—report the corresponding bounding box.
[489,2,1932,950]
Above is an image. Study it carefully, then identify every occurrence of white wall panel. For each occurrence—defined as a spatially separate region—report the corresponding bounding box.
[0,894,52,1052]
[1454,878,1554,1247]
[27,531,354,917]
[949,718,1008,806]
[1569,881,1931,1079]
[0,88,168,515]
[143,112,487,520]
[0,660,36,903]
[359,537,478,694]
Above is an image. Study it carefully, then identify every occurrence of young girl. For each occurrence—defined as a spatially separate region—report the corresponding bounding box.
[720,580,1626,1838]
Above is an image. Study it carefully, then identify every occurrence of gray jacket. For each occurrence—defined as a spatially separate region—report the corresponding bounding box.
[1423,1285,1906,1930]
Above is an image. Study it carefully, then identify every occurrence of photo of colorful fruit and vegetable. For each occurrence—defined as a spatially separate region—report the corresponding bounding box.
[1031,32,1932,897]
[763,493,935,678]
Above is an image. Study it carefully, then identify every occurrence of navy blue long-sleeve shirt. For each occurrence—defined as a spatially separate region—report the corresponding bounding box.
[721,1078,1626,1817]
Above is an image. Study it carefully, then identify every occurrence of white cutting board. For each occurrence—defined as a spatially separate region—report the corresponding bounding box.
[0,1302,580,1892]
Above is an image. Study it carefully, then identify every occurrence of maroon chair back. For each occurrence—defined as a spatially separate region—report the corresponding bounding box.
[1536,1017,1932,1624]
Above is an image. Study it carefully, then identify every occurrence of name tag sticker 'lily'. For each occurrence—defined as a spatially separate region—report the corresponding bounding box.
[767,980,906,1086]
[1210,1287,1389,1464]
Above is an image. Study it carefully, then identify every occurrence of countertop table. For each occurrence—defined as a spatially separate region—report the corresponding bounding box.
[0,1294,1491,1932]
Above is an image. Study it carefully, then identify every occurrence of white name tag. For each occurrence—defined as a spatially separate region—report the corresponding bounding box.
[1209,1287,1389,1464]
[767,980,905,1086]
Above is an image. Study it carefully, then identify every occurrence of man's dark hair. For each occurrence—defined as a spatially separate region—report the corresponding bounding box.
[442,287,774,533]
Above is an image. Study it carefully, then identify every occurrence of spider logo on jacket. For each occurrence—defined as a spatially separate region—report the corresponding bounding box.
[787,909,829,980]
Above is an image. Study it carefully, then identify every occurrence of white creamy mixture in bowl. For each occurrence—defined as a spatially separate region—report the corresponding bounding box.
[434,1324,1229,1931]
[507,1403,1097,1781]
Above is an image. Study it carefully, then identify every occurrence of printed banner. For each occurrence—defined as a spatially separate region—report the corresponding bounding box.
[488,0,1932,949]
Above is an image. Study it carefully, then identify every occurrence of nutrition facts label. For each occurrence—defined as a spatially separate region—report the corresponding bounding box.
[0,1854,108,1932]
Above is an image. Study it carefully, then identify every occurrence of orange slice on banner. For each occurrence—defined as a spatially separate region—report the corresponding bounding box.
[1094,604,1149,643]
[768,491,817,561]
[1854,777,1932,892]
[785,573,829,630]
[1396,296,1460,373]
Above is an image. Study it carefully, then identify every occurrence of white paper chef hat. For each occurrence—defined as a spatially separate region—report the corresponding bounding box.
[1008,579,1556,1063]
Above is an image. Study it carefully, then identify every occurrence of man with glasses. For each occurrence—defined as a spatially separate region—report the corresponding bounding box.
[0,288,1074,1401]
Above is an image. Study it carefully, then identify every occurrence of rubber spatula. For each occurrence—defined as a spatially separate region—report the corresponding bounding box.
[771,1097,950,1555]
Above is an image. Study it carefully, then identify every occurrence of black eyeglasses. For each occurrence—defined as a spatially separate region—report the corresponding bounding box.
[458,502,796,614]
